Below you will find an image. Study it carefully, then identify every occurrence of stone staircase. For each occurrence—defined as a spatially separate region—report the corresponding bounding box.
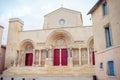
[2,65,95,77]
[0,76,93,80]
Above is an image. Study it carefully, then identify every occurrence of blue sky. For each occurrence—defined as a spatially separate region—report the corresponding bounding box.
[0,0,98,45]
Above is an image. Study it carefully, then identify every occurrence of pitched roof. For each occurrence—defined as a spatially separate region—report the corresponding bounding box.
[44,7,81,17]
[87,0,104,14]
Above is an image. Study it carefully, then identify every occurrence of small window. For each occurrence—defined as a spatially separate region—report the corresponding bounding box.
[108,61,115,76]
[102,1,108,16]
[100,62,103,69]
[105,24,112,47]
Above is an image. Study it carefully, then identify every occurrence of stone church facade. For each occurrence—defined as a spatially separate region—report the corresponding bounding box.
[3,8,95,76]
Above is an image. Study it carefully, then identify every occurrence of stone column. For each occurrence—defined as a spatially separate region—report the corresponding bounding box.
[49,49,53,66]
[15,50,19,66]
[39,50,41,66]
[32,49,35,66]
[36,50,39,66]
[67,48,70,66]
[17,50,20,67]
[87,47,90,65]
[45,49,48,67]
[70,48,73,67]
[60,48,62,66]
[21,50,25,66]
[79,48,82,66]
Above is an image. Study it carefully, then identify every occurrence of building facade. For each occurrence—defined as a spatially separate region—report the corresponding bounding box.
[0,25,4,74]
[0,25,3,54]
[88,0,120,80]
[0,45,6,74]
[3,8,95,76]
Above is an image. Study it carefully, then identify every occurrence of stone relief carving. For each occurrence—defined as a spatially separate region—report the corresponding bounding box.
[56,39,66,46]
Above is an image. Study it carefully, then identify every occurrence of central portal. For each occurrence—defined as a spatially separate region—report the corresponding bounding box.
[54,48,68,66]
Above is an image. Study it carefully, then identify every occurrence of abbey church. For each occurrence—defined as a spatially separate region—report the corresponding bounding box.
[3,7,94,76]
[1,0,120,80]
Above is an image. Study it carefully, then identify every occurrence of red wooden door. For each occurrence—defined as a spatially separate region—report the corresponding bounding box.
[25,53,33,66]
[61,49,68,66]
[92,52,95,65]
[54,49,60,66]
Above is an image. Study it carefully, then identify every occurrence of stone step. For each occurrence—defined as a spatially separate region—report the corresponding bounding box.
[2,65,95,77]
[0,76,93,80]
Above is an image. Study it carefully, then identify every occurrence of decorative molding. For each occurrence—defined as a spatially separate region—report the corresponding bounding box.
[37,43,45,46]
[74,41,84,44]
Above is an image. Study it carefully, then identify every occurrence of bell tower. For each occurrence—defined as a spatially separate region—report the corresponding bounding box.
[5,18,24,68]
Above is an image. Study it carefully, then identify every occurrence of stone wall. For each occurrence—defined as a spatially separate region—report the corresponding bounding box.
[43,8,83,29]
[0,46,6,74]
[95,46,120,80]
[0,26,3,54]
[92,0,120,52]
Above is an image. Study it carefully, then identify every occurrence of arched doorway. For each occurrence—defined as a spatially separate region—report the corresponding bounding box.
[25,44,33,66]
[46,30,73,66]
[88,38,94,65]
[20,40,34,66]
[54,39,68,66]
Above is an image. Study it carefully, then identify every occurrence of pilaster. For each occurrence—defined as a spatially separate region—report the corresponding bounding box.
[79,48,82,66]
[32,49,35,66]
[87,47,90,65]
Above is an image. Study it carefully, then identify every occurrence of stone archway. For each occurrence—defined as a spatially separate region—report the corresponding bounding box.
[46,30,73,66]
[46,30,73,47]
[87,36,94,65]
[19,39,35,66]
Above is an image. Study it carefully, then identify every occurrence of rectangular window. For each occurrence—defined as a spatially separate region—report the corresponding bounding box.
[100,62,103,69]
[108,61,115,76]
[105,25,112,47]
[103,1,108,16]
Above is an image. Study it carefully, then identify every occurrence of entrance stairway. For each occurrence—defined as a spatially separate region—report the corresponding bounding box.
[0,76,93,80]
[2,65,95,77]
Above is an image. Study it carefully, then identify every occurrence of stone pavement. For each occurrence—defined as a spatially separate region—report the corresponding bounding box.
[0,76,93,80]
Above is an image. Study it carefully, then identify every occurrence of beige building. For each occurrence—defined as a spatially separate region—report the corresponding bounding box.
[0,25,4,54]
[0,25,4,74]
[0,45,6,74]
[3,8,95,77]
[88,0,120,80]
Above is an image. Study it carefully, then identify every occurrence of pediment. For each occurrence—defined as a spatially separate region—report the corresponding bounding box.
[44,7,81,17]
